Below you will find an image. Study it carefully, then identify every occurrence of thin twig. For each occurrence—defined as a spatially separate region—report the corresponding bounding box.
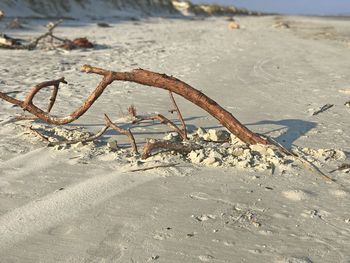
[169,91,187,140]
[47,84,59,113]
[141,140,200,160]
[291,148,335,182]
[329,163,350,173]
[104,114,138,154]
[28,126,50,142]
[133,114,185,140]
[128,163,180,172]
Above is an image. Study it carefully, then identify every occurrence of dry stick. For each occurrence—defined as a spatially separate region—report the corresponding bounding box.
[128,163,180,172]
[0,65,268,146]
[104,114,138,154]
[47,84,59,113]
[141,140,200,160]
[263,135,335,182]
[28,126,50,142]
[133,114,185,140]
[169,91,187,140]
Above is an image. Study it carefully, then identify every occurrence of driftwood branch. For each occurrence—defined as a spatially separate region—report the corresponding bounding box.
[0,65,268,146]
[141,140,200,160]
[0,20,93,50]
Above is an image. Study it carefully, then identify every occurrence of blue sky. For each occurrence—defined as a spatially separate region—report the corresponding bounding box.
[191,0,350,15]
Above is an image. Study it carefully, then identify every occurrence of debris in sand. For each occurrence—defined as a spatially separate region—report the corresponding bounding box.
[311,103,334,116]
[282,190,309,201]
[107,139,118,150]
[18,123,347,176]
[338,89,350,95]
[228,21,240,29]
[225,16,235,22]
[59,37,94,50]
[273,21,290,29]
[6,18,24,29]
[276,256,313,263]
[97,22,111,28]
[300,147,346,162]
[128,163,180,172]
[0,10,4,20]
[345,101,350,108]
[329,163,350,173]
[0,33,22,47]
[203,129,230,142]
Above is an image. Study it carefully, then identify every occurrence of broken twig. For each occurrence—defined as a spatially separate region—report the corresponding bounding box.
[169,91,187,140]
[128,163,180,172]
[312,104,334,116]
[104,114,138,154]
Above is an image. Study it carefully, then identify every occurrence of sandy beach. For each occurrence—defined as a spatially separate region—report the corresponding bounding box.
[1,13,350,263]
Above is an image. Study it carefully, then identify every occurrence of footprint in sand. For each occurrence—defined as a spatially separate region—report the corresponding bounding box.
[282,190,310,201]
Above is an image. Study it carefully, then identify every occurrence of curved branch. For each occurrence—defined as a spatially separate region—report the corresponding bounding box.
[0,65,268,145]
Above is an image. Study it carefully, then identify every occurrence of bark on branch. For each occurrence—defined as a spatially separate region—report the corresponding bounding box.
[0,65,268,146]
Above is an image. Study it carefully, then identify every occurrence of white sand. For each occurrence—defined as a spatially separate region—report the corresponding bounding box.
[0,15,350,262]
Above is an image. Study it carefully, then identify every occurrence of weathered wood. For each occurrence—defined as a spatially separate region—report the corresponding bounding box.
[0,34,21,47]
[0,65,269,145]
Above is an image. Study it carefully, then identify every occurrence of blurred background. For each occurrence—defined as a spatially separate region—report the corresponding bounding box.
[191,0,350,15]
